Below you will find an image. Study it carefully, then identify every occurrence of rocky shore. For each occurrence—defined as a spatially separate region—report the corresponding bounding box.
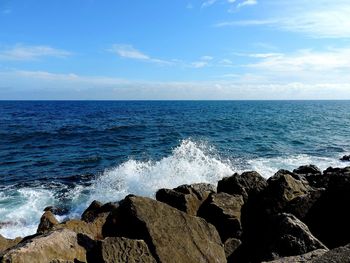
[1,163,350,262]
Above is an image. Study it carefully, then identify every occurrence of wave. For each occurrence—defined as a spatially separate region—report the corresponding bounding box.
[0,139,348,239]
[85,139,234,204]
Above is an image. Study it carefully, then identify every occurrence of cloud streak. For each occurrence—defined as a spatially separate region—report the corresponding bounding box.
[0,44,72,61]
[1,69,350,100]
[215,0,350,38]
[109,44,171,65]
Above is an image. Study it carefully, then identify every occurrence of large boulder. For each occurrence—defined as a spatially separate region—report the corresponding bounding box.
[87,237,156,263]
[0,235,22,253]
[293,165,323,188]
[198,192,244,241]
[285,189,324,220]
[217,171,267,202]
[81,201,118,223]
[234,213,327,262]
[304,166,350,248]
[156,183,215,215]
[264,213,327,260]
[263,170,312,215]
[0,229,86,263]
[313,243,350,263]
[293,165,322,177]
[262,249,328,263]
[55,213,108,240]
[37,211,59,234]
[103,195,226,263]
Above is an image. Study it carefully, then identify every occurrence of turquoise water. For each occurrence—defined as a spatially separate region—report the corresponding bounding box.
[0,100,350,237]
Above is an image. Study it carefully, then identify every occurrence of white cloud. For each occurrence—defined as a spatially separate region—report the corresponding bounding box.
[215,1,350,38]
[191,61,208,68]
[247,49,350,72]
[109,44,171,65]
[201,55,214,61]
[215,19,273,27]
[0,44,71,61]
[201,0,218,8]
[110,44,149,60]
[1,69,350,100]
[237,0,257,8]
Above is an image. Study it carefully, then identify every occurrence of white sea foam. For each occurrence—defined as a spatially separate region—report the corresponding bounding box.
[0,139,348,239]
[247,154,349,178]
[86,139,235,204]
[0,187,56,238]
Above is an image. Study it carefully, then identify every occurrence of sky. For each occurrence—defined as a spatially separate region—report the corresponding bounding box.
[1,0,350,100]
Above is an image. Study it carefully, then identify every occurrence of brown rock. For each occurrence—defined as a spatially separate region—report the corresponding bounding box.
[81,200,103,222]
[88,237,156,263]
[217,171,267,202]
[55,213,108,240]
[265,213,328,260]
[313,243,350,263]
[37,211,59,234]
[0,235,22,253]
[156,183,215,215]
[303,167,350,248]
[103,195,226,263]
[224,238,241,262]
[262,249,328,263]
[0,229,86,263]
[198,192,244,241]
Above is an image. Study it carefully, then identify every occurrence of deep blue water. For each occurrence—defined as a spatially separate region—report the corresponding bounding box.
[1,100,350,238]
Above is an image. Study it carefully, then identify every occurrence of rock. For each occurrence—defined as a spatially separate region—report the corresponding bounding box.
[103,195,226,263]
[87,237,156,263]
[263,170,312,214]
[217,171,267,202]
[0,229,86,263]
[156,183,215,215]
[0,235,22,253]
[55,213,108,240]
[303,167,350,248]
[265,213,327,260]
[236,213,327,262]
[198,192,244,241]
[313,243,350,263]
[224,238,241,261]
[37,211,59,234]
[43,206,68,216]
[81,200,103,222]
[267,170,310,201]
[340,155,350,161]
[293,165,322,176]
[81,201,119,223]
[293,165,323,188]
[285,189,324,220]
[262,249,328,263]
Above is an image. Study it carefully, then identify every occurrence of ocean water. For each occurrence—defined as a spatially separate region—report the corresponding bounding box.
[1,100,350,238]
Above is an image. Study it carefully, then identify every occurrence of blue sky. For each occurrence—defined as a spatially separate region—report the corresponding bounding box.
[1,0,350,99]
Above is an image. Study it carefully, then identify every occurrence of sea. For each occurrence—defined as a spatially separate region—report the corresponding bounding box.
[1,100,350,238]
